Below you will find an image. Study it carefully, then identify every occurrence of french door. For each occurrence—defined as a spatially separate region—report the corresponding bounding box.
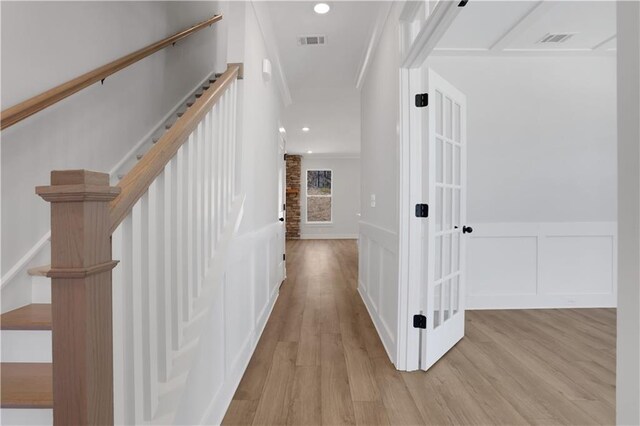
[420,69,468,370]
[278,133,287,283]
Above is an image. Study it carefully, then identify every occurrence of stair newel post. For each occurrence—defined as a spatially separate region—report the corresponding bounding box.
[36,170,120,425]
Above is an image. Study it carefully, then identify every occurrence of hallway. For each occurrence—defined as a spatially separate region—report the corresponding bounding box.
[222,240,615,425]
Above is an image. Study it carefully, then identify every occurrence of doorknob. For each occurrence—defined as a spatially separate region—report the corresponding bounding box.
[279,217,285,222]
[462,226,473,234]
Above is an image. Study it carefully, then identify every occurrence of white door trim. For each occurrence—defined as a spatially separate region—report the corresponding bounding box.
[397,0,462,371]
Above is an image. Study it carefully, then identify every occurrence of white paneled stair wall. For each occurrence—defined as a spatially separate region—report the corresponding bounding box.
[110,77,244,425]
[0,67,282,425]
[0,72,221,315]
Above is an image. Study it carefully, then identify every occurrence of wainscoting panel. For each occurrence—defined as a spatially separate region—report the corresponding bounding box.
[467,222,617,309]
[358,221,398,363]
[174,222,281,425]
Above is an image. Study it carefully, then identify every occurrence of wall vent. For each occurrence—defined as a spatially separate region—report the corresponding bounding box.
[297,35,327,46]
[537,33,575,44]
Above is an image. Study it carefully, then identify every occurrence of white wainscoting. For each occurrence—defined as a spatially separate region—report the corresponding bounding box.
[466,222,617,309]
[173,222,283,425]
[358,221,399,364]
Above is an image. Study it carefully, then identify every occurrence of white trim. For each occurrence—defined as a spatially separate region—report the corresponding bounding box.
[401,0,462,68]
[304,168,333,224]
[355,2,393,90]
[1,232,50,288]
[431,49,616,57]
[358,221,398,254]
[489,1,557,51]
[109,71,216,182]
[299,234,358,240]
[203,286,279,426]
[466,222,618,310]
[250,1,293,106]
[1,71,217,293]
[358,285,395,363]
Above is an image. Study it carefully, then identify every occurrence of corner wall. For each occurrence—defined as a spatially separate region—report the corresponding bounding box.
[359,3,402,364]
[187,2,285,423]
[617,1,640,423]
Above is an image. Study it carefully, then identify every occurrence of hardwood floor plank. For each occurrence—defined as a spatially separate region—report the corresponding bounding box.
[223,240,615,426]
[233,318,283,401]
[353,401,390,426]
[320,333,356,425]
[223,400,260,425]
[288,366,322,425]
[370,356,424,425]
[340,319,381,402]
[251,342,298,425]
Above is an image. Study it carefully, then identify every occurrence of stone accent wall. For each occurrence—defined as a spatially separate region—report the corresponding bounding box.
[285,155,302,239]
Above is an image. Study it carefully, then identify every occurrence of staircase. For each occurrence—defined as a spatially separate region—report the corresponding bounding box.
[1,14,247,425]
[0,72,223,424]
[1,305,53,424]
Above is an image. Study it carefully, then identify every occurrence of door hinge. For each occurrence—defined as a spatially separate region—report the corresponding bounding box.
[283,203,286,211]
[283,253,286,261]
[415,204,429,218]
[415,93,429,107]
[284,153,287,161]
[413,314,427,329]
[458,0,469,6]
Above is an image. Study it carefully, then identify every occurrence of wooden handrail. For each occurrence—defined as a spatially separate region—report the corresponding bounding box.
[1,14,222,130]
[108,63,241,234]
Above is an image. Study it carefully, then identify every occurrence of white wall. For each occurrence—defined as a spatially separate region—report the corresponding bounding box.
[232,2,283,235]
[616,2,640,423]
[1,1,223,297]
[358,3,402,365]
[181,2,284,423]
[430,55,618,309]
[300,156,360,239]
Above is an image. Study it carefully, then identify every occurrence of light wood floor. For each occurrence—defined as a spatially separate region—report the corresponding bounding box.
[222,239,616,425]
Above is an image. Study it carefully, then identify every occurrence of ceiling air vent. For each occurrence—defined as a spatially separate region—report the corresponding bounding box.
[537,33,575,44]
[298,35,327,46]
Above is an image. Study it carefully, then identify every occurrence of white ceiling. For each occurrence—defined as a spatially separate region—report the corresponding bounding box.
[263,1,384,154]
[435,1,617,54]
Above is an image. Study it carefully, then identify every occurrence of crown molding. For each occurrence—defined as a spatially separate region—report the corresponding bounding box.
[251,1,293,106]
[355,2,394,90]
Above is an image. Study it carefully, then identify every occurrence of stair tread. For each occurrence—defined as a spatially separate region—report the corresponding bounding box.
[1,363,53,408]
[1,304,52,330]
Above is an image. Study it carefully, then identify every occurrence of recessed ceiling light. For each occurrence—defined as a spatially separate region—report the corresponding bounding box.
[314,3,330,14]
[279,127,286,133]
[302,127,310,132]
[307,150,313,154]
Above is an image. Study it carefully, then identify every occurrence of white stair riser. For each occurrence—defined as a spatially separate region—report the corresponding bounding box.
[1,331,52,362]
[0,409,52,425]
[31,276,51,304]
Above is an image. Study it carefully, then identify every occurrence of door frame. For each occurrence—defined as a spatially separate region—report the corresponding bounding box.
[395,0,640,419]
[396,0,463,371]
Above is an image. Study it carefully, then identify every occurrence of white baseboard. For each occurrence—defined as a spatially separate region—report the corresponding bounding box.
[299,233,358,240]
[358,285,396,365]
